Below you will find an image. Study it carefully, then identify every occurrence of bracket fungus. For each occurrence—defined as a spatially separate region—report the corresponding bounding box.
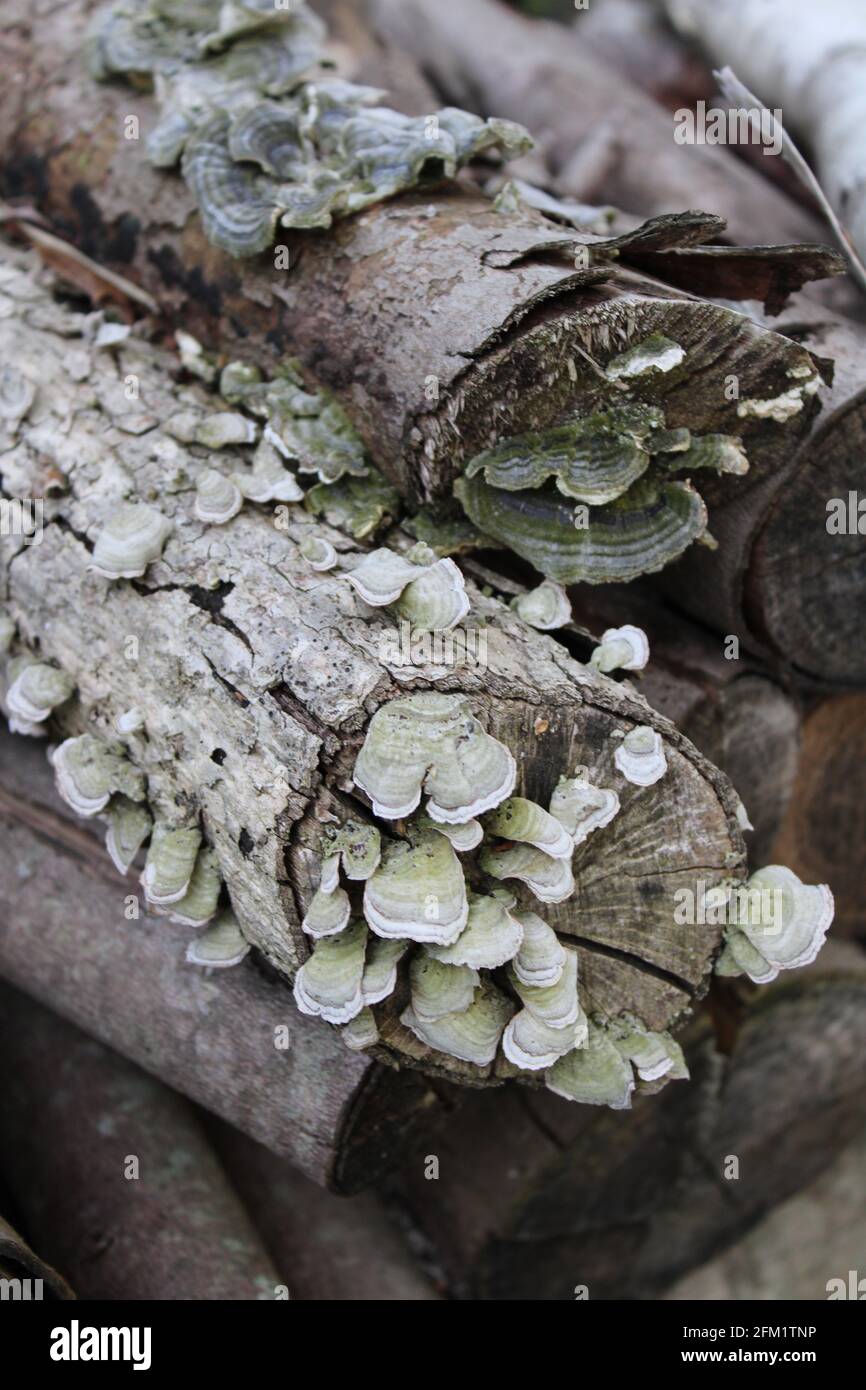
[320,821,381,881]
[480,841,575,904]
[409,954,480,1024]
[423,816,483,853]
[185,910,250,969]
[300,534,337,572]
[352,692,516,823]
[483,796,574,861]
[360,938,408,1008]
[105,796,153,876]
[427,892,524,970]
[715,865,834,984]
[168,845,223,927]
[194,468,243,525]
[549,770,620,846]
[345,546,470,632]
[510,580,572,631]
[363,829,469,945]
[90,503,173,580]
[613,725,668,787]
[509,947,583,1031]
[51,735,146,818]
[141,824,203,907]
[401,979,515,1068]
[301,885,351,939]
[342,1007,379,1052]
[503,1007,588,1071]
[546,1023,637,1109]
[293,919,368,1025]
[91,1,529,257]
[590,624,650,675]
[511,910,567,989]
[5,661,74,728]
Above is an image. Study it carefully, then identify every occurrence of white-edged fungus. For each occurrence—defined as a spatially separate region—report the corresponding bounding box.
[141,823,202,906]
[300,534,337,571]
[424,816,483,852]
[545,1023,636,1109]
[510,580,572,631]
[611,1020,688,1083]
[410,953,479,1023]
[401,979,515,1067]
[360,937,408,1006]
[549,769,620,846]
[353,691,516,823]
[480,841,575,904]
[105,796,153,875]
[194,467,243,524]
[511,909,567,988]
[115,707,145,736]
[185,910,250,969]
[509,946,582,1030]
[613,725,667,787]
[237,439,304,502]
[319,854,340,894]
[169,845,223,926]
[302,885,351,938]
[91,503,173,580]
[196,411,258,449]
[293,919,368,1024]
[427,892,524,970]
[716,865,834,984]
[483,796,574,860]
[51,734,146,817]
[6,662,74,725]
[503,1008,588,1071]
[175,328,218,383]
[590,624,650,674]
[342,1007,379,1051]
[363,829,468,945]
[345,547,470,631]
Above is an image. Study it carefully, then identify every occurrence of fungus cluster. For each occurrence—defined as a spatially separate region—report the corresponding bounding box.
[90,0,531,257]
[456,391,749,584]
[292,689,685,1106]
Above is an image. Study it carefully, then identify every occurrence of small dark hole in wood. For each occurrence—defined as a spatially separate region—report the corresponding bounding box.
[238,828,254,857]
[211,748,227,765]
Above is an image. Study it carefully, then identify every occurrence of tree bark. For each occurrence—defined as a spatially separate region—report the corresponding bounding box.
[0,244,748,1083]
[0,983,285,1300]
[388,941,866,1299]
[206,1117,441,1301]
[0,726,447,1193]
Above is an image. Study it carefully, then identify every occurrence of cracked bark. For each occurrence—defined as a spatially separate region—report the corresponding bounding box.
[388,941,866,1299]
[0,245,746,1087]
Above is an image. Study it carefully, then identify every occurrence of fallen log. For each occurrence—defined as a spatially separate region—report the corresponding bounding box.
[0,983,284,1300]
[0,239,761,1105]
[207,1117,441,1301]
[388,941,866,1300]
[0,726,446,1193]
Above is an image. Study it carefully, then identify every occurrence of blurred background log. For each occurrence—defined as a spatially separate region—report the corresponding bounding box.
[385,941,866,1299]
[207,1119,442,1301]
[770,695,866,944]
[0,728,448,1194]
[0,984,282,1300]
